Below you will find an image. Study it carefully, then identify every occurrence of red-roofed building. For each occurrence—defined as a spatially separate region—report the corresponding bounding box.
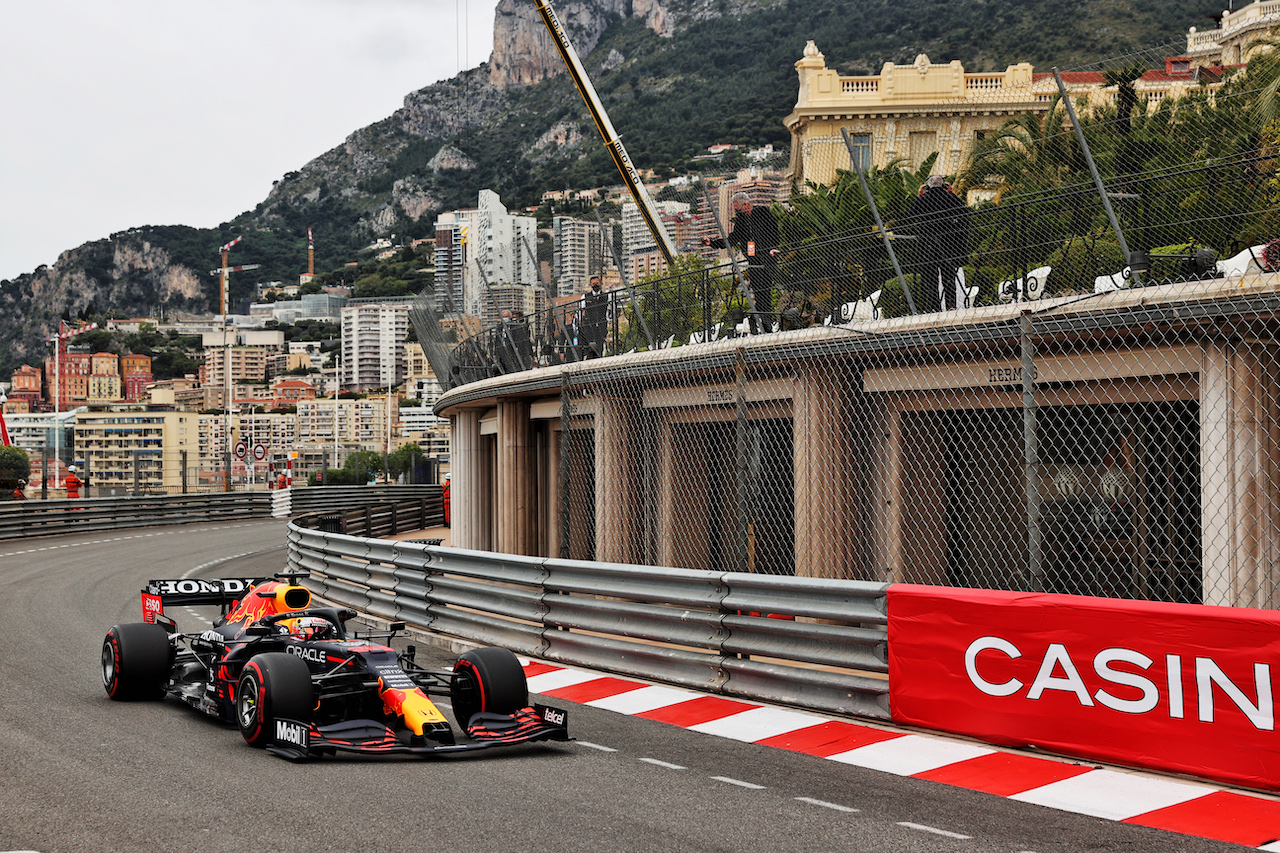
[269,378,318,409]
[120,354,153,402]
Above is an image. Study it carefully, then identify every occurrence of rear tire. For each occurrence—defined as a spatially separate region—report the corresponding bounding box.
[102,623,171,701]
[237,653,314,748]
[450,646,528,726]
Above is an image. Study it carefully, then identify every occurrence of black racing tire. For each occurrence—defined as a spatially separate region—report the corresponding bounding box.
[102,623,171,701]
[450,646,528,726]
[237,653,314,748]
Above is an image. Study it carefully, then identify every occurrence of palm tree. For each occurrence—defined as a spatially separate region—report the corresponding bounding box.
[956,96,1079,201]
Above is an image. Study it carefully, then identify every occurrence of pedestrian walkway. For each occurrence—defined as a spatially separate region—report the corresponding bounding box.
[522,659,1280,849]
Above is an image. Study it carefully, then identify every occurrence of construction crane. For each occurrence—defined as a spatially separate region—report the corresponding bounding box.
[534,0,677,265]
[42,320,98,486]
[209,236,261,315]
[209,237,259,492]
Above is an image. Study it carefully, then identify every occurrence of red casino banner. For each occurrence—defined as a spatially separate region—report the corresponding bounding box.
[888,585,1280,790]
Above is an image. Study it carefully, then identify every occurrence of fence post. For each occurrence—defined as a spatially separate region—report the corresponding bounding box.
[1052,69,1142,286]
[1021,311,1044,591]
[559,372,572,559]
[842,127,916,315]
[733,347,750,571]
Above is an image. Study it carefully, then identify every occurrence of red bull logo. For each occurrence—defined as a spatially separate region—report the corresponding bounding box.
[220,581,311,635]
[381,684,447,734]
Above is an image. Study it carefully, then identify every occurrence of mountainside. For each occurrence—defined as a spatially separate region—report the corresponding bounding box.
[0,0,1207,375]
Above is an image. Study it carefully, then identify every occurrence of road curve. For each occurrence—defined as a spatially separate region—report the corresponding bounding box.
[0,521,1248,852]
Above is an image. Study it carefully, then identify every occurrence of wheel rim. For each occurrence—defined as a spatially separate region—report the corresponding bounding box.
[101,640,116,688]
[238,677,260,730]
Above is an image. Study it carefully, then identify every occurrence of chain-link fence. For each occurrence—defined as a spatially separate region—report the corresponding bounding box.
[439,44,1280,610]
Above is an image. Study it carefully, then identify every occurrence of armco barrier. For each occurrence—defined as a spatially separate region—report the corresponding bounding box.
[286,519,1280,791]
[0,493,273,539]
[0,485,443,541]
[286,522,891,720]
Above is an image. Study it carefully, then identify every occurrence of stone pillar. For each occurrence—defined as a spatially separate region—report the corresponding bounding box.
[658,419,714,570]
[595,393,640,565]
[1201,341,1280,608]
[868,400,903,582]
[546,421,562,560]
[451,409,488,551]
[793,366,843,578]
[496,399,536,556]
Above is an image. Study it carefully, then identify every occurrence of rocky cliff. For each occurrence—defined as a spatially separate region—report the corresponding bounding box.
[0,0,1209,376]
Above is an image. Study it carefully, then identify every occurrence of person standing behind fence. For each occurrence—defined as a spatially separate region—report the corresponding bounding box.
[12,479,27,501]
[705,193,780,331]
[905,175,971,313]
[64,465,81,499]
[582,276,608,358]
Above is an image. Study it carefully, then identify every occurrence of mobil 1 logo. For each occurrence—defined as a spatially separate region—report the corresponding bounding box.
[275,719,310,750]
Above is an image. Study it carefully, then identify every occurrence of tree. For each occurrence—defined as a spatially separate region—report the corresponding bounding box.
[0,446,31,498]
[956,95,1081,201]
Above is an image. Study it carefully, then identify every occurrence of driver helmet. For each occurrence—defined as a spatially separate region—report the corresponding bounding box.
[281,616,332,640]
[68,465,78,473]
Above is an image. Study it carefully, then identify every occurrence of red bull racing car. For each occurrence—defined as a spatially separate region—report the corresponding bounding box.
[101,572,569,760]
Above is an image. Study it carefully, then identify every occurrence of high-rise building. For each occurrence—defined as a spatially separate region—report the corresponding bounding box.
[553,216,615,297]
[433,209,475,315]
[340,303,409,392]
[433,190,538,317]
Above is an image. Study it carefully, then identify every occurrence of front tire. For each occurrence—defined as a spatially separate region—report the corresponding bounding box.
[237,653,314,748]
[102,623,171,701]
[450,646,528,726]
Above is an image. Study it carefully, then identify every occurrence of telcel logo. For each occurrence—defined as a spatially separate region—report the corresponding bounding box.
[275,720,309,747]
[964,636,1274,731]
[538,705,566,727]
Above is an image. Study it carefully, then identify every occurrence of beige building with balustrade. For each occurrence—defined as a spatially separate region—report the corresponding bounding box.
[785,43,1223,191]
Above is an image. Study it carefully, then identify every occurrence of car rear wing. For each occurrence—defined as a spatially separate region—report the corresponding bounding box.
[142,578,266,622]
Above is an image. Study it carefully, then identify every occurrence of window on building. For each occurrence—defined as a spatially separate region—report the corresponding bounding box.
[909,131,939,170]
[844,132,872,171]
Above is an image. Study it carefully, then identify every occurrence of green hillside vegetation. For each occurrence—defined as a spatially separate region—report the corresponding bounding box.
[0,0,1226,376]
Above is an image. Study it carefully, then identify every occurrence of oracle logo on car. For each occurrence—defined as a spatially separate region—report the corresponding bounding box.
[964,637,1273,731]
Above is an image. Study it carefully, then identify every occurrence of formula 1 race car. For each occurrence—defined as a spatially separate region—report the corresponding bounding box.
[101,572,569,760]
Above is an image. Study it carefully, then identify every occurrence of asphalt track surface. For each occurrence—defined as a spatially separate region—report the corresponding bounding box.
[0,521,1251,852]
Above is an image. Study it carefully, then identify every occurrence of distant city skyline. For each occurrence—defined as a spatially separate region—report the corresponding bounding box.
[0,0,496,282]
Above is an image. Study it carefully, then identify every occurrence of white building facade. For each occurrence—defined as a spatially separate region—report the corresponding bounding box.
[340,303,409,392]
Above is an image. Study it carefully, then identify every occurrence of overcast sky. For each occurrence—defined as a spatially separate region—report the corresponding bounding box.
[0,0,496,282]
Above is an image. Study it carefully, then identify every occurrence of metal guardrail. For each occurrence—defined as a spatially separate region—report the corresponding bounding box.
[0,493,273,540]
[289,485,442,515]
[288,522,891,720]
[289,491,445,538]
[0,486,444,541]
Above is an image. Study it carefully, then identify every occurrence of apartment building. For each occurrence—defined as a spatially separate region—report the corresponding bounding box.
[433,190,538,317]
[8,364,42,411]
[75,407,198,494]
[45,351,90,410]
[433,211,474,315]
[1185,0,1280,66]
[482,283,547,325]
[553,216,614,297]
[340,303,409,392]
[120,354,153,402]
